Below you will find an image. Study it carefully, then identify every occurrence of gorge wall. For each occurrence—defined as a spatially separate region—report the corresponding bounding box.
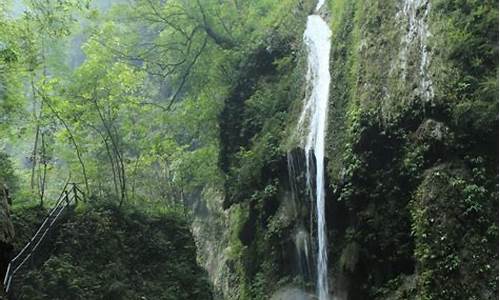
[194,0,498,299]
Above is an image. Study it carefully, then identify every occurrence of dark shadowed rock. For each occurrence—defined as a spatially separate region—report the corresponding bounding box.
[0,183,14,296]
[415,119,452,145]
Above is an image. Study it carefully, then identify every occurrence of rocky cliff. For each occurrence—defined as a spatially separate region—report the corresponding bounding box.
[0,183,14,298]
[195,0,498,299]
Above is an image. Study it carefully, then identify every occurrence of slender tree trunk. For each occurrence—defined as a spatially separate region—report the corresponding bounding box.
[93,100,127,206]
[38,132,48,206]
[86,123,120,197]
[102,137,120,198]
[130,154,141,202]
[111,125,127,205]
[44,98,90,195]
[30,78,41,193]
[31,125,40,191]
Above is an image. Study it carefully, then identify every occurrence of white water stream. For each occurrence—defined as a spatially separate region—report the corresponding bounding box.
[293,2,332,299]
[398,0,433,101]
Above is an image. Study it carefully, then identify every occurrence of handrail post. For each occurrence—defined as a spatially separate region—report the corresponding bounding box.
[3,262,11,290]
[72,183,78,206]
[64,190,70,207]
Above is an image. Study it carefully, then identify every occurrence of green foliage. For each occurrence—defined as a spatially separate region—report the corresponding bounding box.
[0,0,312,212]
[432,0,498,103]
[411,164,497,299]
[0,151,18,192]
[0,12,24,133]
[324,0,498,299]
[217,38,306,294]
[222,39,306,208]
[0,0,497,299]
[24,0,89,37]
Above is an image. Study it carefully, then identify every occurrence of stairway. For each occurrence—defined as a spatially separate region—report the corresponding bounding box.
[2,183,84,297]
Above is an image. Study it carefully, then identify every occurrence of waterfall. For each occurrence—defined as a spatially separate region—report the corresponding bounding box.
[289,1,332,299]
[294,226,312,281]
[315,0,326,12]
[398,0,433,101]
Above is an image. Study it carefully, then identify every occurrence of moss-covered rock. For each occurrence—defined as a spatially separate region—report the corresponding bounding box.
[0,184,14,250]
[0,184,14,298]
[205,0,498,298]
[0,152,16,296]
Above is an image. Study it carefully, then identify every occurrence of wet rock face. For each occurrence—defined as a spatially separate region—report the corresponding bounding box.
[415,119,452,144]
[0,183,14,290]
[415,119,454,163]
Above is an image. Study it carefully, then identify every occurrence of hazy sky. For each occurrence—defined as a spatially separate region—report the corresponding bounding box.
[11,0,26,17]
[10,0,123,16]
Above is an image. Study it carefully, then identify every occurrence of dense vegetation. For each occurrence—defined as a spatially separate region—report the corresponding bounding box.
[324,1,498,299]
[0,0,497,299]
[10,204,212,300]
[213,0,498,299]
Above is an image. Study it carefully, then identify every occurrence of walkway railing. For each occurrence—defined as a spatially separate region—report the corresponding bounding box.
[2,183,84,295]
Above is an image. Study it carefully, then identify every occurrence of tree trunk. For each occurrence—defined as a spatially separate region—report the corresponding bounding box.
[44,98,90,195]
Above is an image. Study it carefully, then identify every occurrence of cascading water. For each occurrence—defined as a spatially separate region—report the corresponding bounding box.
[289,2,332,299]
[315,0,326,11]
[397,0,433,101]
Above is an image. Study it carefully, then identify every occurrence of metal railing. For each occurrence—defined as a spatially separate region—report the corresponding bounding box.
[2,183,84,295]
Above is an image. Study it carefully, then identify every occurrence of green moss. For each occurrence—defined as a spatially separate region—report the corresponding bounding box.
[324,0,497,298]
[217,0,497,298]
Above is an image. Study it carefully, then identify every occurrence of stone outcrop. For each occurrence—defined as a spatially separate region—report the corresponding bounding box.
[0,183,14,297]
